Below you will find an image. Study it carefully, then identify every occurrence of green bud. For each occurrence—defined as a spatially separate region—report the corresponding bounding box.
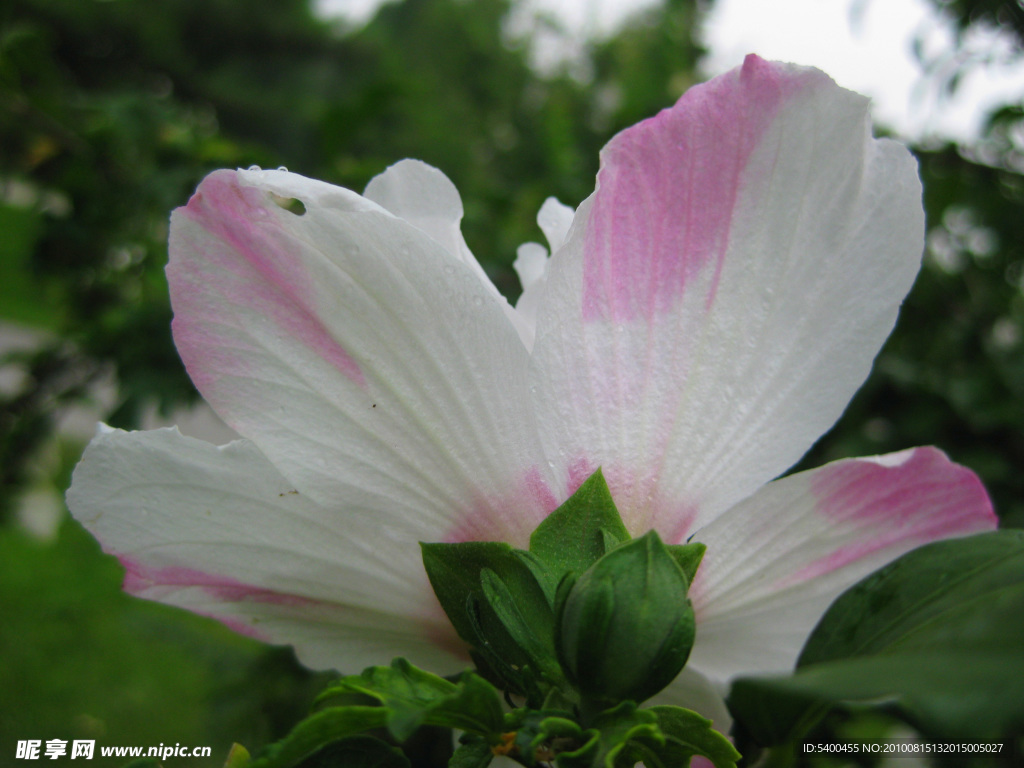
[555,531,696,711]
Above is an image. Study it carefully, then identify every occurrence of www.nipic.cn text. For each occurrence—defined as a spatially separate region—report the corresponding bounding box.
[16,740,213,760]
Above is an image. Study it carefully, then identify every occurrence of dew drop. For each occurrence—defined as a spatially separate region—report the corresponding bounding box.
[247,164,261,171]
[277,166,288,172]
[443,264,456,276]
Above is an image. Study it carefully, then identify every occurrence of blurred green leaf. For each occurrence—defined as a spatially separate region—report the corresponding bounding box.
[729,531,1024,744]
[320,659,504,742]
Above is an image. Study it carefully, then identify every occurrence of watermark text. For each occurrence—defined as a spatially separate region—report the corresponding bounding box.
[16,740,212,760]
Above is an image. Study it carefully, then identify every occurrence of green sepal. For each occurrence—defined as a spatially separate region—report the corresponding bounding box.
[556,531,696,711]
[666,542,706,586]
[529,468,630,584]
[247,707,390,768]
[422,540,555,696]
[514,548,561,606]
[728,530,1024,746]
[464,592,546,703]
[480,567,564,684]
[322,658,505,742]
[420,541,521,647]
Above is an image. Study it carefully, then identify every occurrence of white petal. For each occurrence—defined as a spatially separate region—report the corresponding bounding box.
[512,198,576,350]
[365,160,535,347]
[530,56,925,538]
[66,426,468,673]
[687,447,995,681]
[168,169,556,548]
[365,160,487,285]
[512,242,549,342]
[536,196,574,253]
[513,242,549,294]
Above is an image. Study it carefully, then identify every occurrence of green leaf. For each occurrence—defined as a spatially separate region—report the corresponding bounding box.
[328,659,505,741]
[449,737,494,768]
[557,702,662,768]
[529,468,630,580]
[647,706,740,768]
[248,707,389,768]
[799,529,1024,665]
[501,709,593,765]
[729,531,1024,745]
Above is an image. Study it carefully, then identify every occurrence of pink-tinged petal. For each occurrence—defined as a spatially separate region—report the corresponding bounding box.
[175,171,365,387]
[530,56,925,537]
[686,447,995,682]
[582,55,809,322]
[169,168,555,545]
[66,426,468,673]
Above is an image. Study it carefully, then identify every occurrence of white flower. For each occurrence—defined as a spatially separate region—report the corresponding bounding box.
[67,56,995,726]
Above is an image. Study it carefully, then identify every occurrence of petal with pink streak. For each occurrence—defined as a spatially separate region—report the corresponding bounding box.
[530,55,925,537]
[582,54,812,322]
[175,171,365,389]
[442,464,559,547]
[169,167,553,534]
[685,447,995,683]
[66,425,466,674]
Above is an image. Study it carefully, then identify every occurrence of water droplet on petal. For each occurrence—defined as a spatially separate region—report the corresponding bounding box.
[443,264,456,276]
[277,166,288,172]
[247,164,261,171]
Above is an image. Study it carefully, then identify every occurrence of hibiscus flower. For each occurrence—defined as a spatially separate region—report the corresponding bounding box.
[67,55,995,727]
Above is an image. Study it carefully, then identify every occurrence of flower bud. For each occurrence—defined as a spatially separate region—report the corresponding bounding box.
[555,530,696,710]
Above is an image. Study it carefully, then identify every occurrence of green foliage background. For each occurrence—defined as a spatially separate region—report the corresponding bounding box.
[0,0,1021,764]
